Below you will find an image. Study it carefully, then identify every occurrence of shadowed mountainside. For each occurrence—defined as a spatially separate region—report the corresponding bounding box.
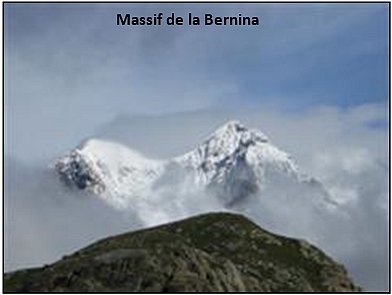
[4,212,361,292]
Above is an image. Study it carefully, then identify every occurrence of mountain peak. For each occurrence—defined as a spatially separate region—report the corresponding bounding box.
[182,120,271,170]
[183,120,276,169]
[176,121,299,206]
[211,120,269,144]
[217,120,246,132]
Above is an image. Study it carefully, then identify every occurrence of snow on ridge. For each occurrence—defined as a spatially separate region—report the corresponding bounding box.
[56,138,165,208]
[54,120,324,209]
[177,120,298,185]
[77,138,163,169]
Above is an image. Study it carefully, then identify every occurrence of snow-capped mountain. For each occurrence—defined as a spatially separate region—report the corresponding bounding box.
[177,121,302,206]
[55,139,164,208]
[55,120,334,211]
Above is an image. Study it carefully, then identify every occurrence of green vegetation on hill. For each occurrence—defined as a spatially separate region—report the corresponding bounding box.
[4,212,361,292]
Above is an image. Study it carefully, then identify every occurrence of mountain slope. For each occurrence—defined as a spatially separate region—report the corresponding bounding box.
[55,121,334,210]
[55,139,164,208]
[176,120,299,205]
[4,212,361,292]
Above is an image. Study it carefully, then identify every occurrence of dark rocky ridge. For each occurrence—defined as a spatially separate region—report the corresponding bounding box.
[4,212,361,292]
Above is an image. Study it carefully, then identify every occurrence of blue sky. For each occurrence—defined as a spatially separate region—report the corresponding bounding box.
[4,3,389,160]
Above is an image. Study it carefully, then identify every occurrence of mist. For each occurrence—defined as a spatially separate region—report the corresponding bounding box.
[5,103,388,291]
[4,156,144,272]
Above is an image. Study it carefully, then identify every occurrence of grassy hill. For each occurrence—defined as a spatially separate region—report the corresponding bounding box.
[4,212,361,292]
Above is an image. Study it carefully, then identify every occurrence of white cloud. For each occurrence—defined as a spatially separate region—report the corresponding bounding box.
[5,103,388,291]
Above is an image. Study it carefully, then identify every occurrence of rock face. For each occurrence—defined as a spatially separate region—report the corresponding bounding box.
[4,212,361,292]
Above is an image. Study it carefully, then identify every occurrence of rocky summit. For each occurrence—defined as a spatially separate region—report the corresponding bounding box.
[4,212,361,292]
